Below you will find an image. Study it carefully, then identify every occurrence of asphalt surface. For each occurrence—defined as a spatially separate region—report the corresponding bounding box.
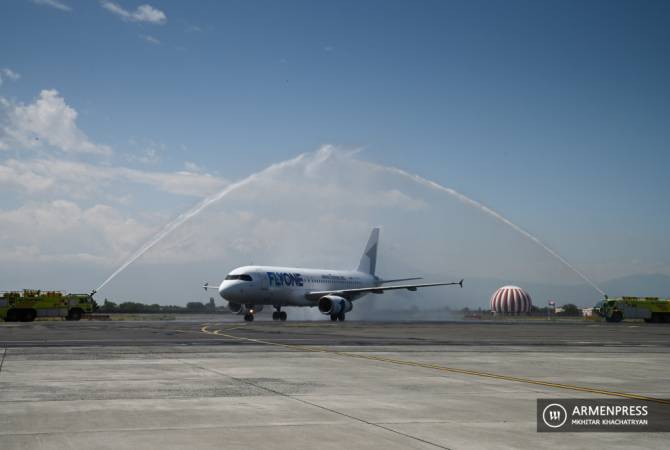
[1,318,668,449]
[1,317,669,348]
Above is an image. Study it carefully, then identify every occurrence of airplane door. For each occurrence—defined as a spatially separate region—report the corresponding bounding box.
[260,273,269,291]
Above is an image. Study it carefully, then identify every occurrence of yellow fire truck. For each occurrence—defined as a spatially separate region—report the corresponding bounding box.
[0,290,94,322]
[596,296,670,323]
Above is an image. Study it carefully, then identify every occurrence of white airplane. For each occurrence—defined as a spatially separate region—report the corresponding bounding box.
[204,228,462,322]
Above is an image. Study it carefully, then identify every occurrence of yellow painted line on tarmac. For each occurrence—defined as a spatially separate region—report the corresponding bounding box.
[200,326,670,406]
[213,327,245,334]
[201,324,247,334]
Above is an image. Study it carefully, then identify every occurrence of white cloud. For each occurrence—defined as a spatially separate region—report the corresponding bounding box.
[140,34,160,44]
[2,68,20,81]
[0,200,154,264]
[31,0,71,11]
[101,2,167,24]
[0,158,228,198]
[0,68,20,87]
[126,146,160,164]
[120,167,227,197]
[1,89,112,155]
[183,161,204,173]
[124,138,165,164]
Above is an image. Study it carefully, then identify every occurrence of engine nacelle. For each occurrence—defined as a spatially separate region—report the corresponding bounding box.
[318,295,352,315]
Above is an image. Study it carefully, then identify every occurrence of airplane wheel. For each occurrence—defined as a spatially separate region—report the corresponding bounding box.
[244,314,254,322]
[330,314,337,321]
[272,312,279,321]
[279,311,287,321]
[337,312,345,322]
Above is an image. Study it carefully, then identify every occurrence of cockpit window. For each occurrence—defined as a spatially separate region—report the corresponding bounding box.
[225,274,253,281]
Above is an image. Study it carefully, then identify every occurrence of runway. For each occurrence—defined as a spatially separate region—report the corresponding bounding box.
[2,317,670,347]
[1,319,668,449]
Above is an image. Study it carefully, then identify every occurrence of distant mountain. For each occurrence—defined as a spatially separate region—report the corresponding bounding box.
[460,274,670,308]
[601,274,670,298]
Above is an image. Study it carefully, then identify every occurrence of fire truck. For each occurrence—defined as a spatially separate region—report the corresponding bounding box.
[0,290,94,322]
[596,296,670,323]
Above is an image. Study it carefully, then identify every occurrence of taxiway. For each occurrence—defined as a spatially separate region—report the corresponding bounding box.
[0,319,668,449]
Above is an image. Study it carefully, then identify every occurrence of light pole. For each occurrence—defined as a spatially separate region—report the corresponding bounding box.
[548,300,556,320]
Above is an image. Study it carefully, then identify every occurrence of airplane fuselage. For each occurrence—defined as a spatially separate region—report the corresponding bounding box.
[219,265,380,307]
[206,227,461,321]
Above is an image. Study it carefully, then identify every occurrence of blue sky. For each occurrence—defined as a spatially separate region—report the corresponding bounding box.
[1,0,669,302]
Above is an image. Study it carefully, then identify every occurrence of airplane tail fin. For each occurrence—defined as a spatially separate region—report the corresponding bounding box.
[357,227,379,275]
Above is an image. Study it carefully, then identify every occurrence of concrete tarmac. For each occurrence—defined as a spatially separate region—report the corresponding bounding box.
[0,318,668,449]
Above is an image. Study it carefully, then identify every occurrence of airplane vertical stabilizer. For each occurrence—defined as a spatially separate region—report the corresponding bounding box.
[357,228,379,275]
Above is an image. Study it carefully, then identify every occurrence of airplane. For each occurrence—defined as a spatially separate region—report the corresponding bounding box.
[203,228,463,322]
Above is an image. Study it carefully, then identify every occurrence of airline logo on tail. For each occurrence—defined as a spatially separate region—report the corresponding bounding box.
[357,227,379,275]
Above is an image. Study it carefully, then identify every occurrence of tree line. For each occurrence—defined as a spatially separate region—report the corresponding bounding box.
[93,299,584,316]
[95,298,227,314]
[459,304,583,316]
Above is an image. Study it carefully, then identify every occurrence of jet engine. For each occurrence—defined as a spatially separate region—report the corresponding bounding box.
[318,295,352,315]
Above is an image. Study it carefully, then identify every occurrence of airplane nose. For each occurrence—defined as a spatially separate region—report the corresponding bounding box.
[218,282,230,298]
[218,281,236,300]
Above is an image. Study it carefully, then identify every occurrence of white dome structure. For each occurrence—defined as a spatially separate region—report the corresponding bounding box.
[490,286,532,314]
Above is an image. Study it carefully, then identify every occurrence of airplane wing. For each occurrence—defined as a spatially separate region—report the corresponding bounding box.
[305,279,463,301]
[381,277,423,283]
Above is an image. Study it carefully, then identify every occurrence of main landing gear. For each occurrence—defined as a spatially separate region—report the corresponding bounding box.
[272,306,287,321]
[330,312,346,322]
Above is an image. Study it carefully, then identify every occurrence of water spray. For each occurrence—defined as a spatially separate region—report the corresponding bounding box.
[94,153,309,293]
[371,163,606,296]
[95,148,605,297]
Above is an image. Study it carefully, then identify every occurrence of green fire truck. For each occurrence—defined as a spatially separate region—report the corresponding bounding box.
[596,296,670,323]
[0,290,94,322]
